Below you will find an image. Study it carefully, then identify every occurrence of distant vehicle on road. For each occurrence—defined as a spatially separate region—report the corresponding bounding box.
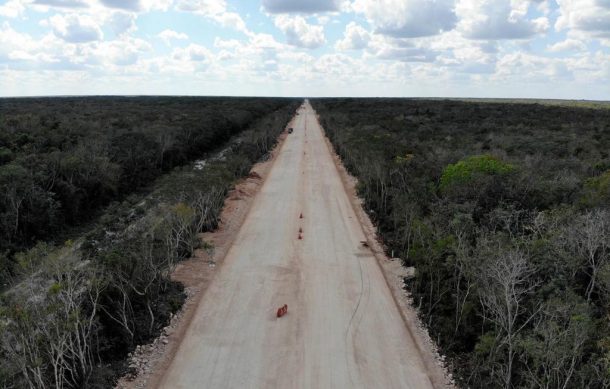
[287,128,293,134]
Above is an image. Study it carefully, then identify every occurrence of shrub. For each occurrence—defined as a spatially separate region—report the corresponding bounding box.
[439,154,515,192]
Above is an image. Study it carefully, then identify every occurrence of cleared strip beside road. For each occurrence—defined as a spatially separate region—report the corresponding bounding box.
[156,100,436,388]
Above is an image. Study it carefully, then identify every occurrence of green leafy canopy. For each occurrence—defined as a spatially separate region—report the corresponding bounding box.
[439,154,515,191]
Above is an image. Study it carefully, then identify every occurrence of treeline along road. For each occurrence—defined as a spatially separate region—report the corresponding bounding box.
[312,98,610,388]
[0,96,297,284]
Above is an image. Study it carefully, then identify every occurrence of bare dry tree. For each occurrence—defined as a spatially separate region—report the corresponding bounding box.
[520,296,591,389]
[2,249,104,388]
[565,209,609,302]
[164,202,196,263]
[98,278,135,342]
[154,127,175,168]
[477,246,539,389]
[192,188,225,234]
[452,228,474,335]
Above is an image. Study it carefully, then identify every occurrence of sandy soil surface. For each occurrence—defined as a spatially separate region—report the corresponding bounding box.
[152,101,450,389]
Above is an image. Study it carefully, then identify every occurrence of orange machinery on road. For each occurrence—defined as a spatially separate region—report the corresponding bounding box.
[276,304,288,318]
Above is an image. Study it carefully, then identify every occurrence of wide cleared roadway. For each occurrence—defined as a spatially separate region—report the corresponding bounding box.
[157,100,435,388]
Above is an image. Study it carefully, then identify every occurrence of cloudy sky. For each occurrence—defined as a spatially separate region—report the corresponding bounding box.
[0,0,609,98]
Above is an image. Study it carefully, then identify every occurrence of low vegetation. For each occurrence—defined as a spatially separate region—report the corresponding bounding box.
[313,98,610,388]
[0,97,298,387]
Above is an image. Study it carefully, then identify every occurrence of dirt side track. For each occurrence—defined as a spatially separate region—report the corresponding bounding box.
[155,101,449,388]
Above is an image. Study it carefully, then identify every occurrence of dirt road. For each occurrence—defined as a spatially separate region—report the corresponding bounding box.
[157,101,438,388]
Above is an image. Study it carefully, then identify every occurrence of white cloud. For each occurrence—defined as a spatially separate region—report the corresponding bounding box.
[143,0,174,12]
[368,37,439,62]
[274,15,326,48]
[0,0,28,18]
[262,0,342,14]
[158,29,188,44]
[494,51,574,82]
[175,0,224,14]
[97,0,172,12]
[142,42,216,78]
[174,43,212,62]
[214,11,247,32]
[100,0,141,11]
[361,30,501,73]
[175,0,248,32]
[556,0,610,41]
[352,0,457,38]
[0,22,95,71]
[444,38,497,73]
[90,36,152,66]
[0,22,41,60]
[535,0,551,15]
[360,33,442,63]
[317,15,330,24]
[49,13,103,42]
[32,0,171,12]
[216,49,234,61]
[456,0,549,40]
[248,32,284,50]
[376,46,438,62]
[277,50,314,63]
[313,53,357,75]
[547,38,587,52]
[32,0,91,9]
[335,22,370,50]
[0,0,608,98]
[107,12,137,35]
[213,37,241,49]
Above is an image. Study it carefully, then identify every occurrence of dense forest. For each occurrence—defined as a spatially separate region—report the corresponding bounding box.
[0,96,295,285]
[313,98,610,388]
[0,97,298,387]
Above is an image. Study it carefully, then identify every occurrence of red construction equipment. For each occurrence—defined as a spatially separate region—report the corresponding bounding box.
[276,304,288,318]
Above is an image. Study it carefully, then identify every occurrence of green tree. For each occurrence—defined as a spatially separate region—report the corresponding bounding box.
[440,154,515,193]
